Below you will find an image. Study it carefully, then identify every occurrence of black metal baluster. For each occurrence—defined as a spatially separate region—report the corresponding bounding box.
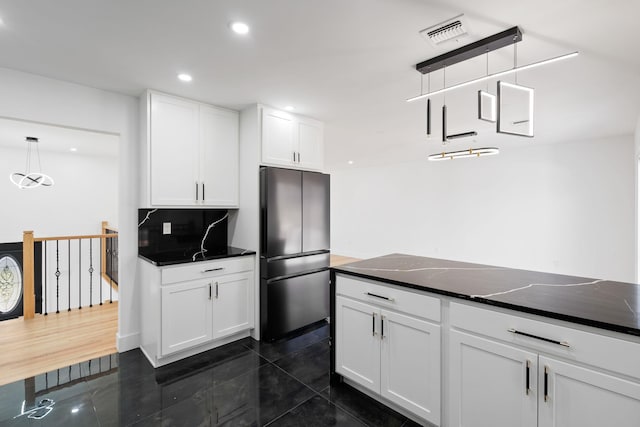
[44,242,48,316]
[99,237,103,305]
[68,240,71,311]
[109,237,113,303]
[55,240,60,314]
[89,239,94,307]
[78,239,82,310]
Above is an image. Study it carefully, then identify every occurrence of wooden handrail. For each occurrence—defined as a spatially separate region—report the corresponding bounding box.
[34,233,118,242]
[23,231,35,320]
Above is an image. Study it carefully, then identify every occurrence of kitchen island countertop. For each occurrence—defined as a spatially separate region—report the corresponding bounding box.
[332,254,640,337]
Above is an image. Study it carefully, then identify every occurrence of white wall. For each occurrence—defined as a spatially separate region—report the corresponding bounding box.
[0,67,140,351]
[635,115,640,281]
[330,135,635,283]
[0,146,118,242]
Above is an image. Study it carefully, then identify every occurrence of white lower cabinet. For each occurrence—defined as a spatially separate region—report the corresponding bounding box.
[335,292,441,425]
[380,309,441,423]
[335,297,381,391]
[538,356,640,427]
[211,272,252,340]
[161,279,213,356]
[449,302,640,427]
[140,256,255,367]
[449,330,538,427]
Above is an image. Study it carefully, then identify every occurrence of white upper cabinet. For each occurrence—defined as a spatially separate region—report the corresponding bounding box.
[297,118,323,170]
[142,91,239,207]
[199,105,239,207]
[149,94,200,206]
[261,106,324,171]
[261,108,296,165]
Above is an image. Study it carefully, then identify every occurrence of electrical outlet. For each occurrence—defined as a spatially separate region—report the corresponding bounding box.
[163,222,171,235]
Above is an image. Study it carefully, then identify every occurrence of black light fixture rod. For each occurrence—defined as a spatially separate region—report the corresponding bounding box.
[416,26,522,74]
[446,131,478,140]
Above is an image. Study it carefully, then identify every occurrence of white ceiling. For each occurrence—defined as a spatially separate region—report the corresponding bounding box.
[0,117,118,157]
[0,0,638,169]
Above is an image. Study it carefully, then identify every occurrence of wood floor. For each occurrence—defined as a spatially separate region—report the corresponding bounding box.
[0,302,118,386]
[330,254,362,267]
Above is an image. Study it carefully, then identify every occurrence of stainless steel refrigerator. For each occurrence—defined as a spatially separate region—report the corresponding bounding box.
[260,166,330,341]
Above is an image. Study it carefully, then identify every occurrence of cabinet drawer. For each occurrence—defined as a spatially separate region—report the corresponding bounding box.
[162,256,254,285]
[450,302,640,380]
[336,274,440,322]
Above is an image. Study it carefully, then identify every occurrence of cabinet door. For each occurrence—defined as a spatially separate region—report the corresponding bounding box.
[538,356,640,427]
[381,310,441,425]
[297,119,324,171]
[150,93,199,206]
[200,105,239,207]
[161,280,213,356]
[261,107,295,166]
[212,272,252,340]
[335,296,380,393]
[449,330,537,427]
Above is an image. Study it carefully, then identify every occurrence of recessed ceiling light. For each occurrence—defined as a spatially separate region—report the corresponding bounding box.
[231,22,250,35]
[177,73,192,82]
[348,160,354,165]
[284,106,295,111]
[71,408,79,414]
[70,147,78,152]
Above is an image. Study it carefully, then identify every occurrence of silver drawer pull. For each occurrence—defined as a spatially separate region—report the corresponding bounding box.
[202,267,224,273]
[365,292,394,302]
[508,328,570,348]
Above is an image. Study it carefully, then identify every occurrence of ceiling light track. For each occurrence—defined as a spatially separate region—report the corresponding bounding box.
[416,26,522,74]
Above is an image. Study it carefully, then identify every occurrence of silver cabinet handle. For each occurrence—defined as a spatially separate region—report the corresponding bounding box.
[365,292,394,302]
[372,312,377,336]
[293,151,296,162]
[507,328,570,348]
[215,282,219,299]
[381,315,386,339]
[544,366,549,402]
[202,183,205,201]
[195,182,199,201]
[297,152,300,163]
[208,283,212,300]
[525,360,531,395]
[201,267,224,273]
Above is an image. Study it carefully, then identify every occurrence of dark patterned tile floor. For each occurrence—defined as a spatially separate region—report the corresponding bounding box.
[0,321,424,426]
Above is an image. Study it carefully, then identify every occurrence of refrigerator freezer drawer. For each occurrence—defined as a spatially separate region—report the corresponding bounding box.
[261,252,330,280]
[261,269,329,340]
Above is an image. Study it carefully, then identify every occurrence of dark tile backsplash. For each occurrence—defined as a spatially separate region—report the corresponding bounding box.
[138,209,228,258]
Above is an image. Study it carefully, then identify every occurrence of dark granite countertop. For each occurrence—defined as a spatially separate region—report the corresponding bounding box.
[332,254,640,337]
[139,246,255,266]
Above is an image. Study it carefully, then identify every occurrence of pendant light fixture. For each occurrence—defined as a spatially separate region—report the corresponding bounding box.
[478,51,497,122]
[408,26,578,102]
[9,136,55,189]
[428,147,499,161]
[423,72,432,137]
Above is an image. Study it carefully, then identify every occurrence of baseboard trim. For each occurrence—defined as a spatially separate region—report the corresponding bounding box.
[116,331,140,352]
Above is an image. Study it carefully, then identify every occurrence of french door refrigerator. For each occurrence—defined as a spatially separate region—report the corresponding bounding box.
[260,166,330,341]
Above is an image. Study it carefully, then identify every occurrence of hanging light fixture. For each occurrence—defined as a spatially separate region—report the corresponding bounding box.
[428,147,499,161]
[408,26,578,102]
[9,136,55,189]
